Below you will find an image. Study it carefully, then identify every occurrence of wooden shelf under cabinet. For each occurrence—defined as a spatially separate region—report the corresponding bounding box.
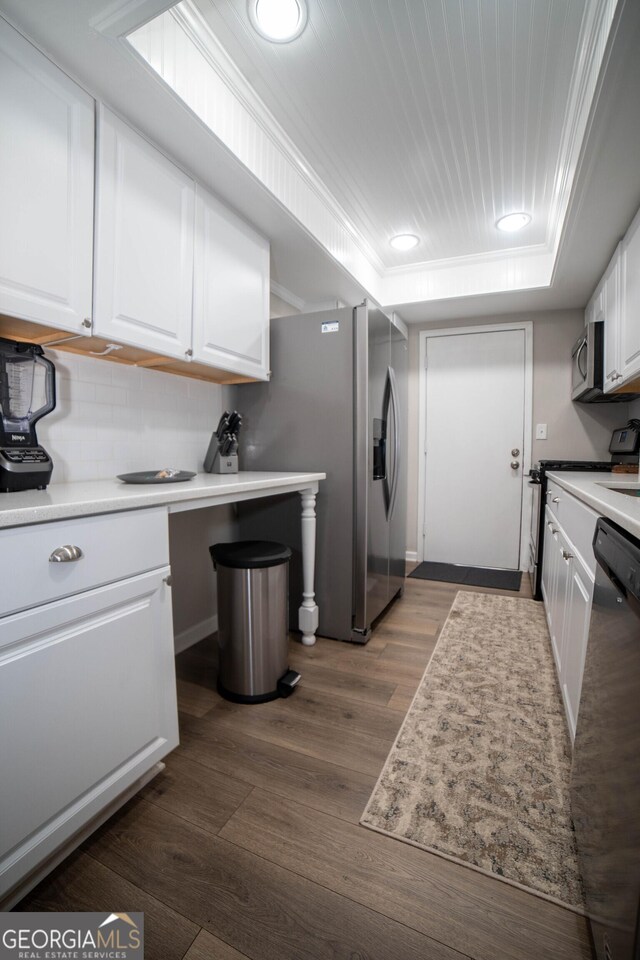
[0,316,256,385]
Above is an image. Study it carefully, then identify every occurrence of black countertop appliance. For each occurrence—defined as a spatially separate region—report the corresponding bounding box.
[0,337,56,492]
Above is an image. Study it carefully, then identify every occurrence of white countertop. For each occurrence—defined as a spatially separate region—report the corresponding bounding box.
[0,471,326,529]
[547,471,640,539]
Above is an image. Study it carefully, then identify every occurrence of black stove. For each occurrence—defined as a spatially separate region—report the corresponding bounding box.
[529,459,615,600]
[530,459,614,480]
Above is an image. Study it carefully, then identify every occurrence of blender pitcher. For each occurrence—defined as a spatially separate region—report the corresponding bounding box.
[0,337,56,492]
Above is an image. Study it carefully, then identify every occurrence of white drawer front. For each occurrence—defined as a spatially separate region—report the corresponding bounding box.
[0,508,169,616]
[546,479,564,518]
[560,492,599,576]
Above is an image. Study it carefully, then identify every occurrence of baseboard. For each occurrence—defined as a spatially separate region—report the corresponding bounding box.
[174,615,218,654]
[405,551,418,563]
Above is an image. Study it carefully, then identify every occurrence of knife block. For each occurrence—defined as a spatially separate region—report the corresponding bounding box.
[204,433,239,474]
[212,450,238,474]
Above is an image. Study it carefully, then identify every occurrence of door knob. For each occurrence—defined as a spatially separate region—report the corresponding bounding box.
[510,460,520,470]
[511,448,520,457]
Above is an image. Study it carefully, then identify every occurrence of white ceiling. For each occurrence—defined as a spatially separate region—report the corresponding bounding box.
[188,0,584,268]
[1,0,640,322]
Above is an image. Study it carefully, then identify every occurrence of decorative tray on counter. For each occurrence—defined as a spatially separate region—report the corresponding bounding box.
[117,470,196,484]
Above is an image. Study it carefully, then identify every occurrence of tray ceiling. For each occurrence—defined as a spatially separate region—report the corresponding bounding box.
[1,0,636,320]
[127,0,619,308]
[187,0,584,268]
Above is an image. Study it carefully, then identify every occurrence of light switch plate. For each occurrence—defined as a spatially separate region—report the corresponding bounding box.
[536,423,548,440]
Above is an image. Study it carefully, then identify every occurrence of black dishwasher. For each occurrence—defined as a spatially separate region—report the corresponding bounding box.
[570,518,640,960]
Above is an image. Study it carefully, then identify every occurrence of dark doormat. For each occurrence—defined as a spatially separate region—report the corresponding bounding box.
[409,561,522,592]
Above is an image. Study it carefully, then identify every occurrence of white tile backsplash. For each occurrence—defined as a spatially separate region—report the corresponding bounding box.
[39,350,223,484]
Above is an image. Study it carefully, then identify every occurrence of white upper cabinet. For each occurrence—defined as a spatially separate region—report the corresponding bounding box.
[620,207,640,384]
[94,106,195,359]
[602,244,622,392]
[193,186,269,380]
[0,18,94,333]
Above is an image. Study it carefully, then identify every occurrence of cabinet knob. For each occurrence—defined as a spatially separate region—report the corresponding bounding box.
[510,460,520,470]
[511,448,520,457]
[185,348,193,358]
[49,545,84,563]
[552,496,560,503]
[562,550,574,561]
[551,527,558,535]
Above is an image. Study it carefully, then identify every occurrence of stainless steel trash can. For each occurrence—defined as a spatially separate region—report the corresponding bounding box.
[209,540,300,703]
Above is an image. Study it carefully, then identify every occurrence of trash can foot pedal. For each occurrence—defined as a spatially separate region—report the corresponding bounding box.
[278,670,301,697]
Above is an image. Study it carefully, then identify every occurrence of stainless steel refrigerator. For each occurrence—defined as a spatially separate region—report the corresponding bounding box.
[230,301,407,643]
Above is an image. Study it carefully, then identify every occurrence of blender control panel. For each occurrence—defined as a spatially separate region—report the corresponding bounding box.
[1,447,50,464]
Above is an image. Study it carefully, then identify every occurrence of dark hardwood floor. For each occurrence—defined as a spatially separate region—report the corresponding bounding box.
[16,572,593,960]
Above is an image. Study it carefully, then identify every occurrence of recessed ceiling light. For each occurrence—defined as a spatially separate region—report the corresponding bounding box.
[390,234,419,251]
[248,0,308,43]
[496,212,531,233]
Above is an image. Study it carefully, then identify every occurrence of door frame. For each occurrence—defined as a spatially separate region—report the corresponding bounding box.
[417,321,533,568]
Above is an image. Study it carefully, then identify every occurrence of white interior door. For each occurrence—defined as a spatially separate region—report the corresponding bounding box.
[424,328,526,569]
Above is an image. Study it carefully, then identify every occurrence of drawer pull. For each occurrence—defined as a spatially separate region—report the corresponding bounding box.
[49,545,84,563]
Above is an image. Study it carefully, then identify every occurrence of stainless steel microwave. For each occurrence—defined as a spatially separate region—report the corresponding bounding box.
[572,321,638,403]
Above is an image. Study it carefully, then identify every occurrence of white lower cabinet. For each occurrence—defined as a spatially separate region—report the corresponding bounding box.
[541,497,596,743]
[0,513,179,904]
[561,555,592,738]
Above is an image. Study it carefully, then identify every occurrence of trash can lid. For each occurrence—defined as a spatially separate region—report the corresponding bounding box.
[210,540,292,569]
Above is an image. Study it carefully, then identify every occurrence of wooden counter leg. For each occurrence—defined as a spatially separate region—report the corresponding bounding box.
[299,488,319,646]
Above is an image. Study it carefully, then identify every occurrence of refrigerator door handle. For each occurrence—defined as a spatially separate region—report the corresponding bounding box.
[381,370,392,518]
[388,365,400,519]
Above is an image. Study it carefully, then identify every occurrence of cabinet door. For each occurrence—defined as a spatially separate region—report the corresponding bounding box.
[94,106,194,359]
[0,568,178,900]
[601,248,622,392]
[551,526,572,675]
[620,208,640,383]
[193,185,269,380]
[541,509,562,667]
[0,18,94,332]
[561,553,593,742]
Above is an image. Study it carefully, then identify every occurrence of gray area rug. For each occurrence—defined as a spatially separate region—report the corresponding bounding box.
[361,591,584,911]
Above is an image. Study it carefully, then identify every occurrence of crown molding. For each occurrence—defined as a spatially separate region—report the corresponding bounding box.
[546,0,619,255]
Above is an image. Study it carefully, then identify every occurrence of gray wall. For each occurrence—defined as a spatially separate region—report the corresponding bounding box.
[405,309,629,555]
[169,505,236,650]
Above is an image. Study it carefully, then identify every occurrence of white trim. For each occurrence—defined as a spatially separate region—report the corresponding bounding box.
[417,321,533,569]
[174,615,217,654]
[270,281,305,313]
[90,0,176,38]
[405,551,418,563]
[546,0,620,258]
[170,2,386,276]
[391,312,409,340]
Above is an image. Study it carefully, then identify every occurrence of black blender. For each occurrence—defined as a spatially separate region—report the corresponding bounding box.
[0,337,56,492]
